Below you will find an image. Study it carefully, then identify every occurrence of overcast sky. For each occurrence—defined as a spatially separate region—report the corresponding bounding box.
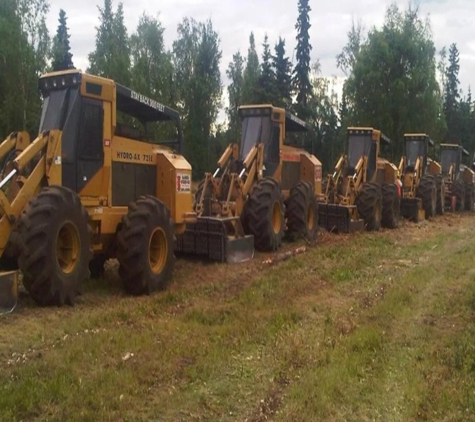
[46,0,475,110]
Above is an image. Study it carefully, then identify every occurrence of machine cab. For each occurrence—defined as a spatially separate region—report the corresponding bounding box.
[237,105,308,178]
[346,127,390,182]
[403,134,433,174]
[37,70,184,197]
[440,144,466,178]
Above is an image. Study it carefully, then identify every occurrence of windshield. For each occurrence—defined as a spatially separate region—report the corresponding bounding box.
[240,116,271,160]
[348,135,371,168]
[39,87,80,133]
[405,140,425,167]
[441,149,459,174]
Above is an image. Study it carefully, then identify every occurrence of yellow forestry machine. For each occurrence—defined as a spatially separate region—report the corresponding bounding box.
[398,133,444,222]
[439,143,475,212]
[319,127,400,232]
[0,69,197,314]
[175,104,322,261]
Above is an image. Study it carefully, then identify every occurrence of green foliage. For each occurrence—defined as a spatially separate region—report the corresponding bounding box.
[256,34,277,105]
[292,0,312,119]
[173,17,222,178]
[242,32,260,105]
[307,63,340,169]
[87,0,131,86]
[0,0,50,136]
[336,18,365,78]
[272,37,292,109]
[342,3,444,161]
[226,51,245,141]
[129,13,175,141]
[444,43,461,142]
[50,9,74,71]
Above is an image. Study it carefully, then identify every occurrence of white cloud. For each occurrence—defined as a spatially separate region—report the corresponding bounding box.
[46,0,475,111]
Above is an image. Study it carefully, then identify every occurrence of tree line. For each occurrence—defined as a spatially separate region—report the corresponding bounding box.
[0,0,474,176]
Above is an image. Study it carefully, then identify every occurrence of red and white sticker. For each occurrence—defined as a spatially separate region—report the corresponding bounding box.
[315,166,322,181]
[104,139,110,147]
[176,173,191,192]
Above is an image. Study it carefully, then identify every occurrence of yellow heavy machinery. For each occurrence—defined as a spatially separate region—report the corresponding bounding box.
[176,104,322,261]
[439,143,475,212]
[398,133,444,222]
[0,69,197,313]
[319,127,400,232]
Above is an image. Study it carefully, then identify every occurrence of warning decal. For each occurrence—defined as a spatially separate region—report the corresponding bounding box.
[176,173,191,192]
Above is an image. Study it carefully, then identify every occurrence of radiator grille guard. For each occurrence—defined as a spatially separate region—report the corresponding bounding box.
[318,203,364,233]
[175,217,254,264]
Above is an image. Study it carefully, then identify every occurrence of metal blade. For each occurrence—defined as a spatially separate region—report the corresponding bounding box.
[225,235,255,264]
[0,270,19,315]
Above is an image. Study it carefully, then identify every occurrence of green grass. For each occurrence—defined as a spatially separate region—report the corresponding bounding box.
[2,214,475,421]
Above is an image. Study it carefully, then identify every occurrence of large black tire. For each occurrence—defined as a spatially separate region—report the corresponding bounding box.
[464,182,475,212]
[18,186,93,306]
[285,181,318,242]
[417,174,436,218]
[242,177,285,251]
[452,180,465,212]
[435,174,445,215]
[117,196,174,295]
[381,183,400,229]
[356,182,382,231]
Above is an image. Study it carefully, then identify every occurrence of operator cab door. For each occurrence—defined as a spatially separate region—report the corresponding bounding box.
[76,98,104,194]
[263,123,281,178]
[366,140,377,181]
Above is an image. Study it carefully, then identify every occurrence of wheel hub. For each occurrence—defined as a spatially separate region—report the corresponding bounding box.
[272,202,282,235]
[149,228,168,274]
[56,222,80,275]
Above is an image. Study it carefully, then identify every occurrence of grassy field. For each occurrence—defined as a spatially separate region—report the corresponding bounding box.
[2,213,475,421]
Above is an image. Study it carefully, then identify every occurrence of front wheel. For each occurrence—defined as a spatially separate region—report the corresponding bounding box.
[356,182,382,231]
[417,174,436,218]
[285,181,318,241]
[117,196,174,295]
[381,183,400,229]
[242,177,285,251]
[435,174,445,215]
[18,186,93,306]
[452,180,465,212]
[464,182,474,212]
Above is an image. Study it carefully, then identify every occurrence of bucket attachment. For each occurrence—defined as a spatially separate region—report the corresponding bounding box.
[176,216,254,264]
[400,198,424,222]
[318,203,364,233]
[0,270,19,315]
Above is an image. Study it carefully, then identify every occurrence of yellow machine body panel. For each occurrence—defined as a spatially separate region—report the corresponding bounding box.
[0,70,197,310]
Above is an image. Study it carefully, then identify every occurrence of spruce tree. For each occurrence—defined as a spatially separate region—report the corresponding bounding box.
[256,34,277,104]
[272,37,292,108]
[444,43,461,142]
[292,0,312,119]
[88,0,131,86]
[226,51,245,139]
[51,9,74,71]
[242,32,260,104]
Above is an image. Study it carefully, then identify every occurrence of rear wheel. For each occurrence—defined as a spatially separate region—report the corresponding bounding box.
[243,177,285,251]
[381,183,400,229]
[464,182,475,211]
[18,186,93,306]
[356,182,382,231]
[417,174,436,218]
[452,180,465,212]
[117,196,174,295]
[435,174,445,215]
[285,181,318,241]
